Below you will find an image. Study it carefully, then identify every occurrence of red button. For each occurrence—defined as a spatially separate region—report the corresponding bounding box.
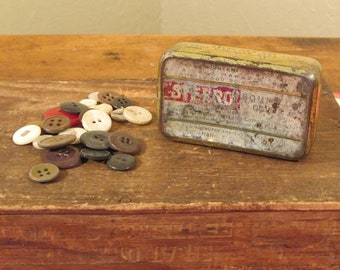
[44,107,80,126]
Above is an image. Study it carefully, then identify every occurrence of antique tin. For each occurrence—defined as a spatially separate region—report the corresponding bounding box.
[158,42,322,160]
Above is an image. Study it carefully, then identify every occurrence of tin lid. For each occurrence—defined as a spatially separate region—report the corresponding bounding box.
[161,42,322,81]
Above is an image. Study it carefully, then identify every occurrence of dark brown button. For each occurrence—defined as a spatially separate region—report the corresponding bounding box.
[98,91,121,104]
[38,134,76,149]
[29,163,60,183]
[41,115,71,134]
[108,132,141,154]
[106,153,136,171]
[41,146,82,169]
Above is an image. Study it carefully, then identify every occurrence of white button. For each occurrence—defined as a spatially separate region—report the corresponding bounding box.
[32,135,53,149]
[79,98,97,108]
[82,109,112,131]
[59,127,87,144]
[123,106,152,125]
[88,91,100,101]
[110,108,126,122]
[95,103,113,115]
[13,125,41,145]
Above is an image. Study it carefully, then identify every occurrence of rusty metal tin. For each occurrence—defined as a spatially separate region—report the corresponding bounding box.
[157,42,322,160]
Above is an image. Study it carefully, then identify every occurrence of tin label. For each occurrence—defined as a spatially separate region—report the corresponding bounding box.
[161,58,312,159]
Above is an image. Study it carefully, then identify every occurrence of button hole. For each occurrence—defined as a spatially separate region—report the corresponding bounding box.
[21,130,30,137]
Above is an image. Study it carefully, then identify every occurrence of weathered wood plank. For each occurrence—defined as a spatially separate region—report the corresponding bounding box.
[0,36,339,269]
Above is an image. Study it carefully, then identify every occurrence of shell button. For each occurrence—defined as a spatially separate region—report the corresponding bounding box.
[123,106,152,125]
[12,124,41,145]
[81,109,112,131]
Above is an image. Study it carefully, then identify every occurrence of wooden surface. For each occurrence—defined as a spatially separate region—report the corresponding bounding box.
[0,35,339,269]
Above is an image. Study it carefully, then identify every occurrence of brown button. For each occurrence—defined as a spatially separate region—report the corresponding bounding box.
[98,91,121,104]
[41,145,83,169]
[41,115,71,134]
[108,132,141,154]
[38,134,76,149]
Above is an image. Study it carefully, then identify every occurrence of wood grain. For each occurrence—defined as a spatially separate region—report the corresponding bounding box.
[0,36,339,269]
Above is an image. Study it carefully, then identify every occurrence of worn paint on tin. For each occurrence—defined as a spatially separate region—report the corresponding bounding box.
[158,42,322,160]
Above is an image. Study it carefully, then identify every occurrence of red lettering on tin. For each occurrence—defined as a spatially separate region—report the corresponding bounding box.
[163,81,189,102]
[163,80,240,110]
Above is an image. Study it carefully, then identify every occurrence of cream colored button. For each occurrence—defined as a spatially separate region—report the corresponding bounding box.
[110,108,127,122]
[32,135,54,149]
[123,106,152,125]
[94,103,113,115]
[13,125,41,145]
[88,91,100,101]
[59,127,87,144]
[82,109,112,131]
[79,98,97,108]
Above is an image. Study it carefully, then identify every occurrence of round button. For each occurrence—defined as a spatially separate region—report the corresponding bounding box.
[81,109,112,131]
[88,91,100,101]
[94,103,113,115]
[60,102,88,114]
[42,115,71,134]
[111,97,133,109]
[98,91,121,104]
[12,124,41,145]
[80,131,110,150]
[110,108,127,122]
[42,146,82,169]
[59,127,87,144]
[44,106,81,126]
[80,148,111,161]
[107,153,136,171]
[123,106,152,125]
[80,98,97,108]
[32,134,54,149]
[38,134,76,149]
[108,132,141,154]
[29,163,60,183]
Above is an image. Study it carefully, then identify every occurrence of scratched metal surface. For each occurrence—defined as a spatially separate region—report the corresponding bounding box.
[159,43,322,160]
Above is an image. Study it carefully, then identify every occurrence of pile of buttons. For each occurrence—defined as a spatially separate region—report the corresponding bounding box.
[12,91,152,183]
